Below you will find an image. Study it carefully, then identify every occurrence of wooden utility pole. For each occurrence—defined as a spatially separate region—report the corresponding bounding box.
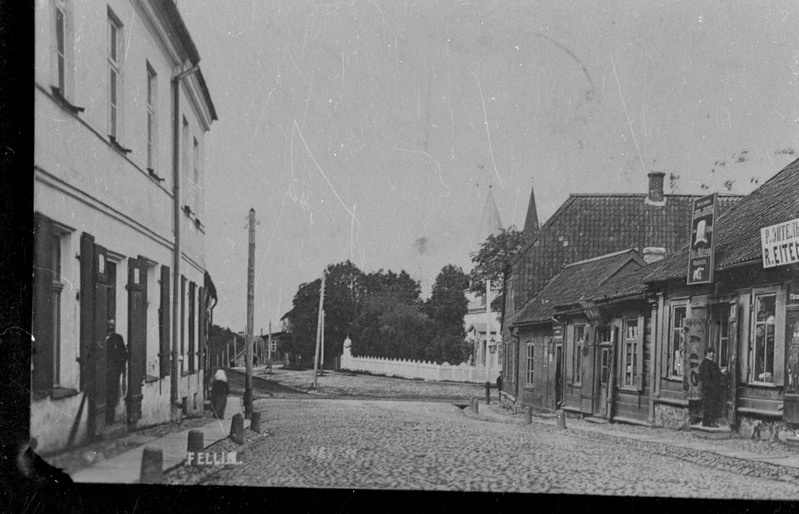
[486,278,492,405]
[268,321,272,361]
[312,273,326,389]
[320,310,326,370]
[244,208,256,418]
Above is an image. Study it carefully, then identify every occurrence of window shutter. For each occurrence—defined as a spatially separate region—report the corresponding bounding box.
[636,315,645,392]
[188,282,196,373]
[159,265,170,377]
[79,232,95,391]
[775,288,787,387]
[660,304,669,379]
[32,213,54,392]
[198,286,206,377]
[740,295,751,382]
[564,324,573,384]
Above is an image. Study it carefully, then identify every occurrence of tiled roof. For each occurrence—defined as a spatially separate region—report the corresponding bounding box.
[646,158,799,283]
[512,249,643,326]
[508,193,742,315]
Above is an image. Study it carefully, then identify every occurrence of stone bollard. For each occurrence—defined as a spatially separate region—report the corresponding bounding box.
[524,406,532,425]
[230,413,245,444]
[187,430,204,468]
[250,411,261,433]
[556,409,567,430]
[139,446,163,484]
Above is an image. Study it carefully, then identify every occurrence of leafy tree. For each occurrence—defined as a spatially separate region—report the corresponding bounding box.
[350,269,425,358]
[470,226,530,310]
[423,265,471,364]
[283,260,369,367]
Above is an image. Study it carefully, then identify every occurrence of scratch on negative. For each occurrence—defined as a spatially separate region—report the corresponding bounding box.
[470,70,505,188]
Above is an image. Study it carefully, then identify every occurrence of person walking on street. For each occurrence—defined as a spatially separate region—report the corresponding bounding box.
[699,348,722,427]
[105,319,128,425]
[211,369,229,420]
[496,371,503,402]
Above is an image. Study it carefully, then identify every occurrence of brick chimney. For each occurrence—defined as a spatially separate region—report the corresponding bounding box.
[646,171,666,205]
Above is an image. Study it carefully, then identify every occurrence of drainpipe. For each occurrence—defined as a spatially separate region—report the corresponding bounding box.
[171,62,199,420]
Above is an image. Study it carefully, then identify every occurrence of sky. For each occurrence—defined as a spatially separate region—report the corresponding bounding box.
[178,0,799,332]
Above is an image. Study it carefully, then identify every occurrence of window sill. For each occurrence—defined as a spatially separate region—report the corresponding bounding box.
[33,387,80,401]
[145,375,159,383]
[147,168,165,183]
[619,386,641,394]
[50,86,85,115]
[744,382,779,389]
[109,136,132,155]
[523,385,534,391]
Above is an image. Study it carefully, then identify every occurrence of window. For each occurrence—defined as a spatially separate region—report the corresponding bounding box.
[193,137,200,213]
[526,342,534,385]
[182,117,189,206]
[146,63,157,169]
[712,304,730,371]
[667,303,688,378]
[622,318,639,388]
[108,12,123,139]
[751,293,776,384]
[596,326,613,385]
[573,325,585,385]
[54,0,67,93]
[32,214,68,392]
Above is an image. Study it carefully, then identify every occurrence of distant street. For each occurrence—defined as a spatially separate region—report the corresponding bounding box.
[182,398,799,498]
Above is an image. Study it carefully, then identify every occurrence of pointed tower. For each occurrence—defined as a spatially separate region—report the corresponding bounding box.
[523,179,540,239]
[474,185,503,246]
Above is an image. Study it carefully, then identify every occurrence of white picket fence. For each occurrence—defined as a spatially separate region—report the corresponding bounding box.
[340,344,499,383]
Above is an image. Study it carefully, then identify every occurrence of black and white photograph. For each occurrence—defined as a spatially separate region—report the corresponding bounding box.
[18,0,799,503]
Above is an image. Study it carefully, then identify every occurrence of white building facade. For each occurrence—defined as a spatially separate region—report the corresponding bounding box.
[33,0,217,454]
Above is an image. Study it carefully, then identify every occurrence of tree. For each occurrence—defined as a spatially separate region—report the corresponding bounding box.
[283,260,368,367]
[423,265,471,364]
[350,269,425,358]
[470,226,530,310]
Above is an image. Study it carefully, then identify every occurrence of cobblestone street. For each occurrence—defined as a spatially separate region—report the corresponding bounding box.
[171,398,799,498]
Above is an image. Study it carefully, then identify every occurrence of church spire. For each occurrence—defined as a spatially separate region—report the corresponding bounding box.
[523,179,540,238]
[475,185,503,246]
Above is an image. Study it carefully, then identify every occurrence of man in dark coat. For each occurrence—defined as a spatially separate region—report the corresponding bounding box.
[699,348,722,427]
[105,319,128,425]
[496,371,503,401]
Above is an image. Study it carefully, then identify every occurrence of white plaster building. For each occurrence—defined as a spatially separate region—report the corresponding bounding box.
[33,0,217,454]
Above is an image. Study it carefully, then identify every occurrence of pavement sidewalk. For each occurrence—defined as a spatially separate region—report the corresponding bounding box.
[70,396,250,484]
[471,400,799,471]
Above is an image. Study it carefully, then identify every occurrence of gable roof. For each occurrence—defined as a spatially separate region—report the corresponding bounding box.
[512,249,644,326]
[646,158,799,283]
[508,192,743,319]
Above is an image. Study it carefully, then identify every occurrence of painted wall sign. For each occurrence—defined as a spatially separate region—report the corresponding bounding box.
[687,194,717,285]
[761,218,799,268]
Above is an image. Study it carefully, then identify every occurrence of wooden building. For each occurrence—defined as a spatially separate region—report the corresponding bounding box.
[645,158,799,436]
[500,173,742,413]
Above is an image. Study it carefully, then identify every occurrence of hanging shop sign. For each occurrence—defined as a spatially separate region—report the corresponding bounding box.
[687,194,717,285]
[760,217,799,269]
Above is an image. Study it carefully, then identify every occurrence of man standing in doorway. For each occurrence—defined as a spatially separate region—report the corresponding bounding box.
[106,319,128,425]
[699,348,722,427]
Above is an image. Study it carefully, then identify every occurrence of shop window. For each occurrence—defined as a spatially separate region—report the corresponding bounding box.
[751,293,776,384]
[667,302,688,378]
[622,318,639,388]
